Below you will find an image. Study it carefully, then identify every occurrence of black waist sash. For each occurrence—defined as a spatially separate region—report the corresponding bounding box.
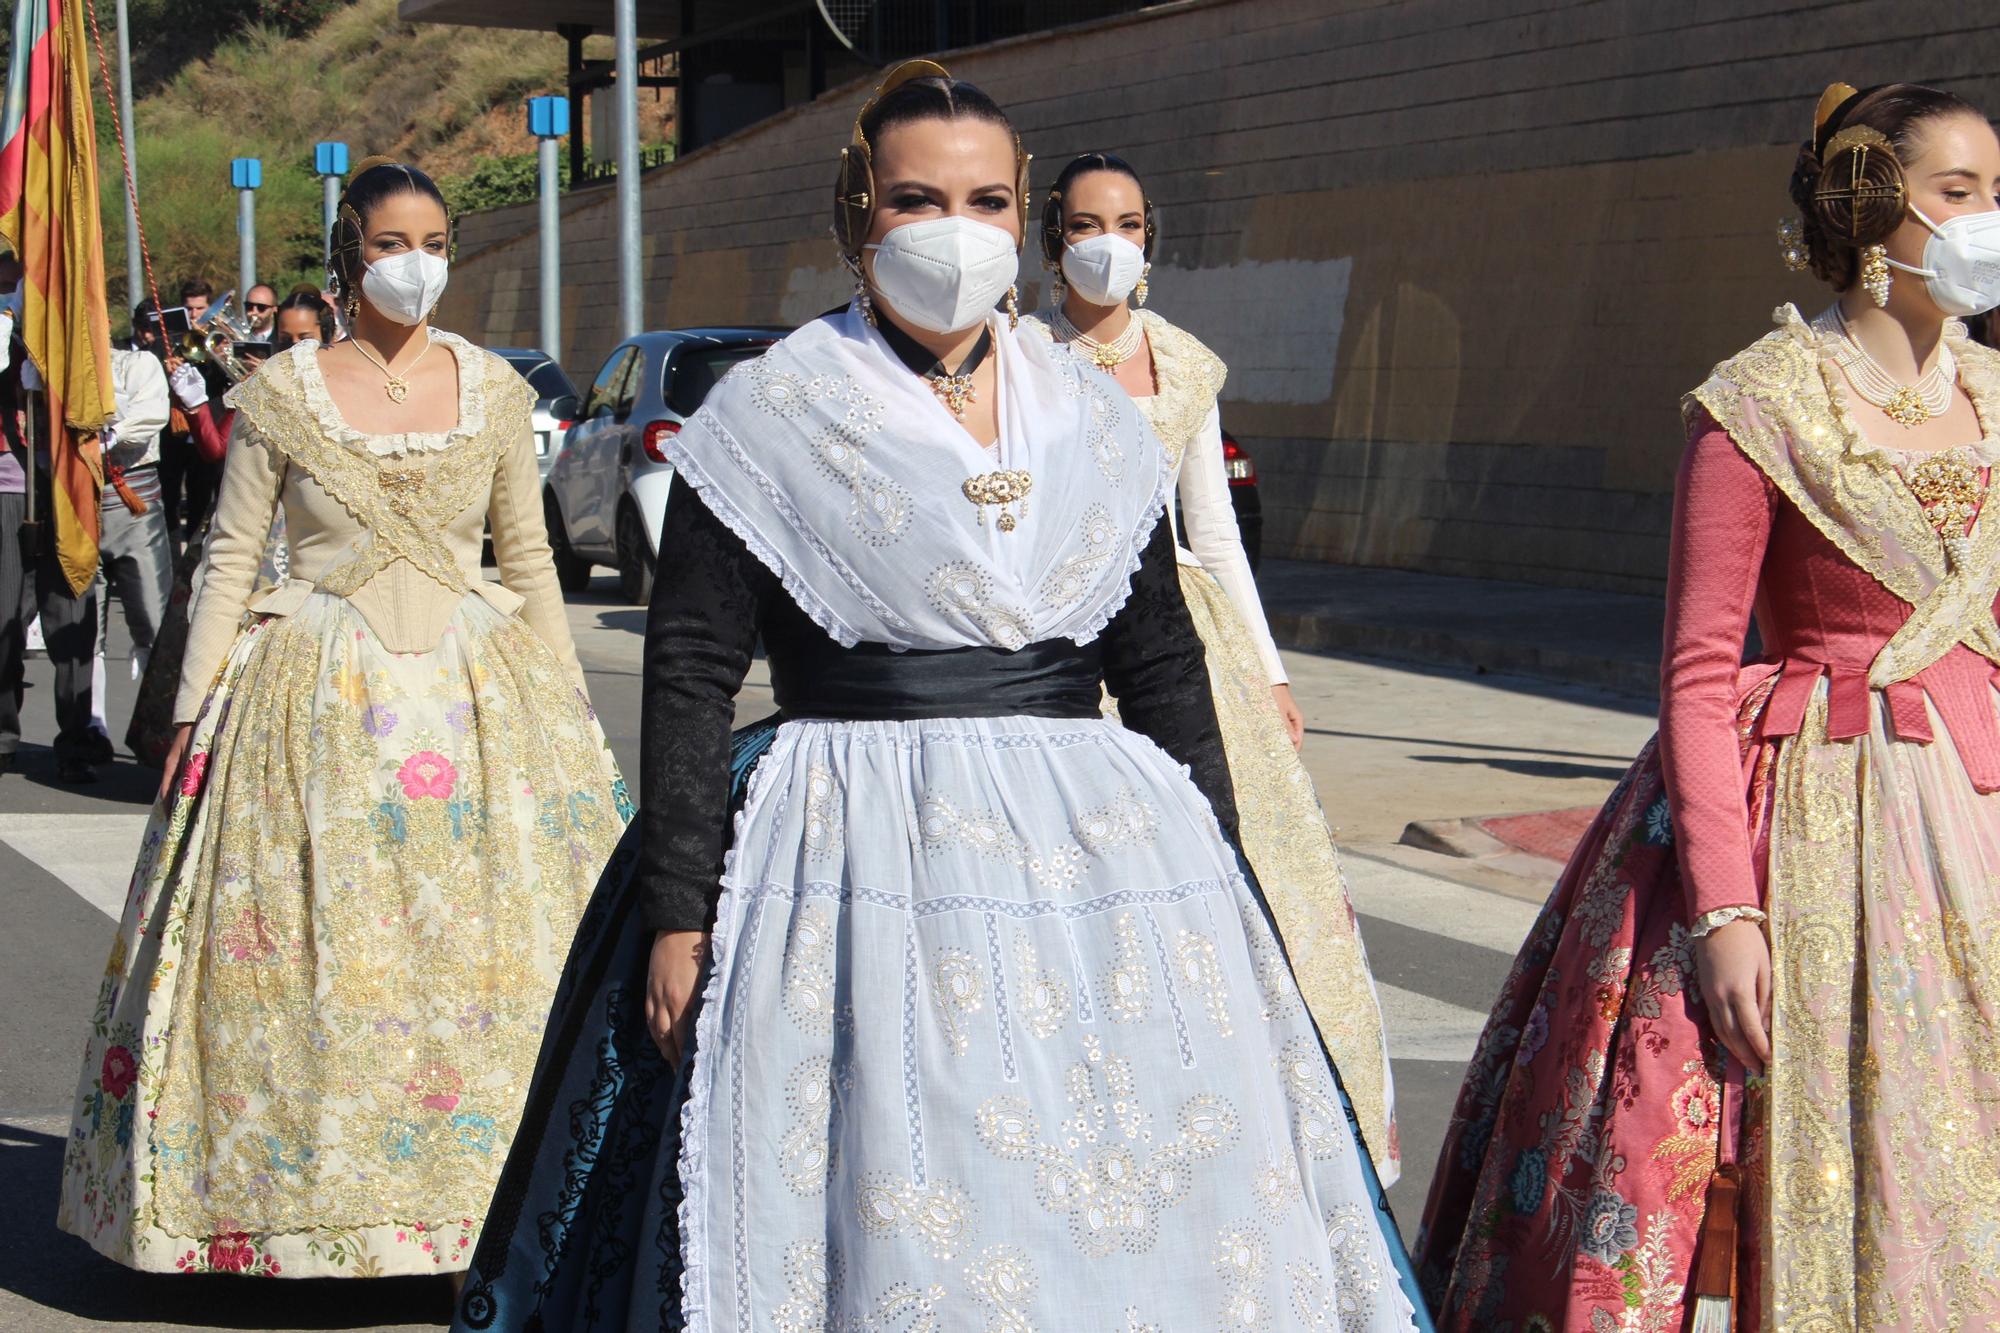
[769,636,1104,721]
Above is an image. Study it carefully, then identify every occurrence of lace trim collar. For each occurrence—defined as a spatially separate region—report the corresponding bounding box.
[289,330,488,457]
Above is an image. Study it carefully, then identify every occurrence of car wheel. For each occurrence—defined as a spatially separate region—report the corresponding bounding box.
[616,503,655,606]
[545,491,593,593]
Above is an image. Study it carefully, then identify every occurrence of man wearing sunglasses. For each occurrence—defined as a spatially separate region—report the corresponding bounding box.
[243,283,278,340]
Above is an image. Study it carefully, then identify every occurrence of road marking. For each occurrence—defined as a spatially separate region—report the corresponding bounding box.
[1341,847,1545,954]
[0,813,149,919]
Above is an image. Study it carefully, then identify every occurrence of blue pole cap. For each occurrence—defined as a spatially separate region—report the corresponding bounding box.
[528,95,571,140]
[313,142,349,177]
[229,158,263,190]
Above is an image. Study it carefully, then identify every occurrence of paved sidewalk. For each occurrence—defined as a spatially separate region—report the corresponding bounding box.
[1258,559,1666,697]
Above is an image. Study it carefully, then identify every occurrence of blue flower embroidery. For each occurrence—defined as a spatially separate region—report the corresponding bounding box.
[370,800,407,846]
[612,778,635,822]
[113,1099,136,1148]
[451,1112,499,1155]
[1580,1187,1640,1264]
[1508,1147,1547,1215]
[381,1120,424,1163]
[1643,794,1674,846]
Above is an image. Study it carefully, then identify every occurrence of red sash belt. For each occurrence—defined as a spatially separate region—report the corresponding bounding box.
[1756,656,2000,793]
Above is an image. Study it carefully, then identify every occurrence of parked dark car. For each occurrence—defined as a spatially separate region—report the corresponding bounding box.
[1221,426,1262,570]
[544,328,783,602]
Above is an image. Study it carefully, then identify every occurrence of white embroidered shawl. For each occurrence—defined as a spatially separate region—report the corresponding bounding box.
[664,305,1171,651]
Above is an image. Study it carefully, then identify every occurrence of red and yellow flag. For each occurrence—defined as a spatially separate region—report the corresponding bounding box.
[0,0,116,595]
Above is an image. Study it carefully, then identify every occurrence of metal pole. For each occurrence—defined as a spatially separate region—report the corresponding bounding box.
[539,135,562,361]
[238,189,255,301]
[323,174,339,270]
[113,0,140,309]
[614,0,643,338]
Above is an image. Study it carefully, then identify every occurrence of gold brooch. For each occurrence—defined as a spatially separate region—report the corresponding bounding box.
[961,469,1033,532]
[378,465,429,516]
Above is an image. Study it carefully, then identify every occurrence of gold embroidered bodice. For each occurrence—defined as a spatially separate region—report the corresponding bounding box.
[1688,304,2000,687]
[173,336,584,722]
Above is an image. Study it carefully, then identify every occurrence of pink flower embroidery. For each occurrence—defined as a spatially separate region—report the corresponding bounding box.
[219,906,278,964]
[405,1064,464,1113]
[1672,1076,1721,1135]
[100,1046,136,1101]
[178,751,208,797]
[206,1232,256,1273]
[396,751,457,800]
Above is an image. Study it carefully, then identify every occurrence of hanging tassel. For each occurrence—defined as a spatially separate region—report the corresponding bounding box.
[1688,1163,1739,1332]
[1688,1058,1744,1332]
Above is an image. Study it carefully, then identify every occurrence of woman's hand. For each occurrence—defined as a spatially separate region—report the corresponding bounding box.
[156,723,194,804]
[1693,917,1771,1072]
[646,929,709,1063]
[1271,683,1305,750]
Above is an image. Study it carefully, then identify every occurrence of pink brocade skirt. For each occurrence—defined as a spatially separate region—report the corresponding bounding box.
[1418,672,2000,1331]
[1413,686,1776,1332]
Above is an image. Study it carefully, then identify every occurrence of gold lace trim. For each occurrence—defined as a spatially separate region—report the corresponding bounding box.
[230,350,532,600]
[1131,311,1227,467]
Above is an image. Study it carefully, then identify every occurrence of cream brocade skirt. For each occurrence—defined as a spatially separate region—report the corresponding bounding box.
[1177,563,1399,1177]
[1759,687,2000,1329]
[57,591,629,1277]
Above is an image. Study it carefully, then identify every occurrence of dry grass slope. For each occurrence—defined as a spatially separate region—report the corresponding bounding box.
[105,0,594,315]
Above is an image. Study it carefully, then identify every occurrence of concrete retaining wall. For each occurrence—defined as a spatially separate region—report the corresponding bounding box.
[433,0,2000,591]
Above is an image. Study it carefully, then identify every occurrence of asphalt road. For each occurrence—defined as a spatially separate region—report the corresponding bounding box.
[0,570,1658,1332]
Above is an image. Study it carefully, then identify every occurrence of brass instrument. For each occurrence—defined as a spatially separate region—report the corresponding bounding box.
[177,290,260,383]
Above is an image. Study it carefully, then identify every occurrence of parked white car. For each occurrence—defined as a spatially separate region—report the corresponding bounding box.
[543,328,781,603]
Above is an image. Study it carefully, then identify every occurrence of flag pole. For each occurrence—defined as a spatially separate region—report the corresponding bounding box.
[113,0,139,310]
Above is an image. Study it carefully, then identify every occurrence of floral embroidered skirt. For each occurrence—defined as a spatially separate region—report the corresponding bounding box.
[454,715,1429,1332]
[1179,561,1397,1177]
[1416,678,2000,1331]
[58,590,629,1277]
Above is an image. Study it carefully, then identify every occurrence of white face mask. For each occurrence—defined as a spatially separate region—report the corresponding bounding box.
[865,216,1019,335]
[1060,234,1147,307]
[1886,205,2000,316]
[360,249,450,326]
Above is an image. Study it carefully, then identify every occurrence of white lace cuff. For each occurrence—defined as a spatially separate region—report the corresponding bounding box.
[1689,905,1767,938]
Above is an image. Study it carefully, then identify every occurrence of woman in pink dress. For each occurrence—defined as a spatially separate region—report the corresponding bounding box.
[1418,81,2000,1331]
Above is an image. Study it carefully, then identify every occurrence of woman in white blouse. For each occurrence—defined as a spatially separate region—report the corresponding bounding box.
[1029,151,1401,1177]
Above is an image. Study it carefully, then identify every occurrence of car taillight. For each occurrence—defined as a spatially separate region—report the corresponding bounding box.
[642,419,680,464]
[554,419,573,432]
[1221,434,1256,486]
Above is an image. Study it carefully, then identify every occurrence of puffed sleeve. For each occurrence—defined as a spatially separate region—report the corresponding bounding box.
[636,486,773,933]
[1657,409,1778,926]
[173,414,283,723]
[1101,514,1240,839]
[488,387,586,691]
[1177,404,1287,684]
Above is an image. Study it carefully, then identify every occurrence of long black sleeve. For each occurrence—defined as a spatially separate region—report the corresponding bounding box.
[1101,515,1240,839]
[636,488,772,933]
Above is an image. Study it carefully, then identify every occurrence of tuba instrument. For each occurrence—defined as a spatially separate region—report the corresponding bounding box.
[177,290,260,383]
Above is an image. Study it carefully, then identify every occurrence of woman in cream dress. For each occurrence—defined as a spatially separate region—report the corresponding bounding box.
[1028,152,1398,1176]
[57,160,627,1279]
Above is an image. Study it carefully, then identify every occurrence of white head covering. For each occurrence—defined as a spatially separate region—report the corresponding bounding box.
[664,305,1170,651]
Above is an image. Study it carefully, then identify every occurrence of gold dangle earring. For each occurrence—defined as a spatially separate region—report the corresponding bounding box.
[1005,284,1020,329]
[1134,262,1151,308]
[845,255,876,327]
[1861,244,1892,306]
[1777,217,1810,272]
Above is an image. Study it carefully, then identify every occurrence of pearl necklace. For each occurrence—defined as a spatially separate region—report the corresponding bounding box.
[1812,305,1956,428]
[1051,307,1145,370]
